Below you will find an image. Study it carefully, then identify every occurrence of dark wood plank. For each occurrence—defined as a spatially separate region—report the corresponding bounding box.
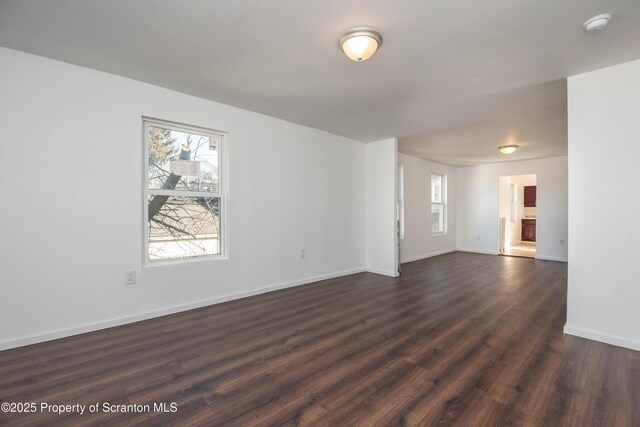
[0,252,638,426]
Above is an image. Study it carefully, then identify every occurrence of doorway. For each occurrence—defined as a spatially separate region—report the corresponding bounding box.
[498,174,537,258]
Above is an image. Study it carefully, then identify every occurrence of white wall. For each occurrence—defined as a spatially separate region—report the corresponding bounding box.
[398,153,457,262]
[565,59,640,351]
[0,48,368,349]
[365,139,398,276]
[499,176,519,247]
[457,157,567,261]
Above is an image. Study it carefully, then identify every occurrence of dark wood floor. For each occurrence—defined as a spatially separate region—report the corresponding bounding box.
[1,252,638,426]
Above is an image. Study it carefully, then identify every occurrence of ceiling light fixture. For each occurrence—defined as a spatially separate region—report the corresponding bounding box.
[498,145,519,154]
[583,14,611,32]
[339,27,383,62]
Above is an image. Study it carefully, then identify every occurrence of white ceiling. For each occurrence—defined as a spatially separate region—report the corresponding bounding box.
[1,0,639,165]
[401,94,568,167]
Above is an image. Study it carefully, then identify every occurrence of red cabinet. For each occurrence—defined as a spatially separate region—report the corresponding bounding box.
[522,219,536,242]
[524,186,536,207]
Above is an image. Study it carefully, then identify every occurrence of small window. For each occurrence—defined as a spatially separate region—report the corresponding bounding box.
[431,174,446,233]
[143,118,226,264]
[510,183,517,223]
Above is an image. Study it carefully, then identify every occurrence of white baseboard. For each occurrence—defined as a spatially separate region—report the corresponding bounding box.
[0,267,366,351]
[535,255,568,262]
[563,324,640,352]
[456,248,500,256]
[366,268,399,277]
[401,249,456,264]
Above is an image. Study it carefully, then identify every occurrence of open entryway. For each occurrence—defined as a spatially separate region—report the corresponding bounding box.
[498,174,537,258]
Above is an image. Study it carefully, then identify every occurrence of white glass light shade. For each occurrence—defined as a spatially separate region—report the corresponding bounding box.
[339,28,383,62]
[498,145,519,154]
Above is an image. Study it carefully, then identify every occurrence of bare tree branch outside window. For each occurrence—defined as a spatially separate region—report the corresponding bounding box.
[145,123,222,262]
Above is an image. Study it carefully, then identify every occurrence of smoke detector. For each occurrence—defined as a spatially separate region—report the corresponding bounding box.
[583,14,611,32]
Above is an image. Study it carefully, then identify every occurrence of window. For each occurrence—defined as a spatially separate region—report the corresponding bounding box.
[510,183,517,223]
[143,118,226,264]
[431,173,446,233]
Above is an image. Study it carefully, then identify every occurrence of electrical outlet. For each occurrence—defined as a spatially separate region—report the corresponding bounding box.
[300,249,306,259]
[125,270,136,286]
[560,239,565,245]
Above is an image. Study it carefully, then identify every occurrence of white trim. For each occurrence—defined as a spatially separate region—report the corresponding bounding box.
[563,324,640,352]
[0,268,365,351]
[147,189,222,198]
[456,248,500,256]
[143,253,229,269]
[366,268,399,277]
[143,117,227,137]
[535,255,568,262]
[401,249,456,263]
[397,163,405,241]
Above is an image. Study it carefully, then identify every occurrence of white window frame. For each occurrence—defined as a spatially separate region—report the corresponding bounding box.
[142,117,228,267]
[431,173,447,234]
[509,183,517,223]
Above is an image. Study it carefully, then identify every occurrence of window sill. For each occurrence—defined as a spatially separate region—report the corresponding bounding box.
[143,255,229,269]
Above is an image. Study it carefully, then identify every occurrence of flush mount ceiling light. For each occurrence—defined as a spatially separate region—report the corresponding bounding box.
[583,14,611,32]
[498,145,519,154]
[339,27,383,62]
